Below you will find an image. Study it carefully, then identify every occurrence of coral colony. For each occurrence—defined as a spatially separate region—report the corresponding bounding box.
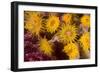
[24,11,90,62]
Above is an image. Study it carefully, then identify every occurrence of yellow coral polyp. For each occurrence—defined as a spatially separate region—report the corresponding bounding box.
[39,38,53,56]
[79,32,90,55]
[63,43,79,60]
[24,11,42,36]
[81,15,90,27]
[62,14,72,25]
[58,24,78,44]
[46,15,60,33]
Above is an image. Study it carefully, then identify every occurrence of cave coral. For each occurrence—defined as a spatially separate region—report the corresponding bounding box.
[24,11,90,62]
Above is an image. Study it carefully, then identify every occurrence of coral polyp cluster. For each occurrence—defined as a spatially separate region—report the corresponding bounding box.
[24,11,90,62]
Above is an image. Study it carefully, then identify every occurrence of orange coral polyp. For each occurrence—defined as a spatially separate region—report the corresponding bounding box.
[24,12,42,36]
[46,15,60,33]
[62,14,72,25]
[58,24,78,44]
